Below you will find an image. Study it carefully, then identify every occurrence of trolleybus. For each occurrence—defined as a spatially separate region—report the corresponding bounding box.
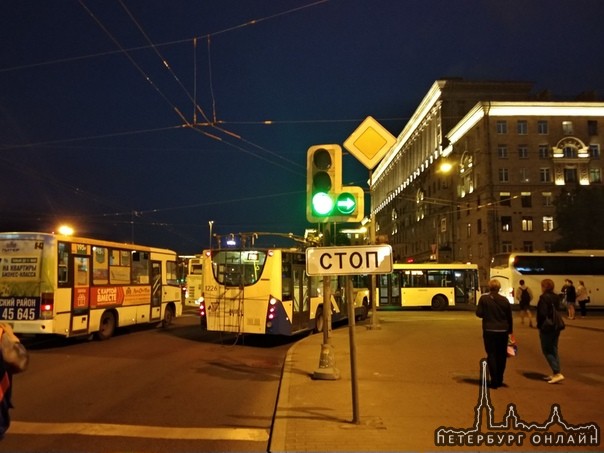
[185,254,204,307]
[377,262,480,310]
[199,247,366,336]
[490,251,604,305]
[0,232,183,339]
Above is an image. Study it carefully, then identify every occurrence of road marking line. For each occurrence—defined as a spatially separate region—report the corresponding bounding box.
[10,421,269,441]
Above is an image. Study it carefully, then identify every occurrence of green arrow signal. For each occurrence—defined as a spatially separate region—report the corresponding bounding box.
[336,192,357,215]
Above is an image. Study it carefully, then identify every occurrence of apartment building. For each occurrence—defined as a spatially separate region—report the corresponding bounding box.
[370,79,604,283]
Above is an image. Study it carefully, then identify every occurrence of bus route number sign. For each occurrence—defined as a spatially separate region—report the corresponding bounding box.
[306,245,393,276]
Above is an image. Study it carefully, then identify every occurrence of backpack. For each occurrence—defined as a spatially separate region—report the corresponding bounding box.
[519,287,531,304]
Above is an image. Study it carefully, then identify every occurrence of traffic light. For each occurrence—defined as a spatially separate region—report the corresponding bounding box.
[306,144,364,223]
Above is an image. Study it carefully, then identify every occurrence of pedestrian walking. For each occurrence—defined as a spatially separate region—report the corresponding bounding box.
[536,279,565,384]
[576,280,590,317]
[476,279,513,389]
[562,279,576,320]
[516,279,534,327]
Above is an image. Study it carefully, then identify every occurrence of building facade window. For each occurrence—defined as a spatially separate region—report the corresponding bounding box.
[466,223,471,238]
[502,241,513,253]
[589,168,602,183]
[590,144,600,159]
[501,216,512,232]
[562,120,574,135]
[540,168,551,182]
[521,192,532,207]
[543,216,554,231]
[539,144,550,159]
[517,120,528,135]
[523,241,534,252]
[499,168,509,182]
[588,120,598,136]
[498,145,508,159]
[542,192,553,207]
[537,120,549,135]
[522,216,534,231]
[499,192,512,206]
[496,120,507,134]
[518,145,529,159]
[477,218,482,234]
[520,168,530,182]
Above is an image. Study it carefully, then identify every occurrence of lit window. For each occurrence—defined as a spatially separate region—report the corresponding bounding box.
[589,168,601,183]
[562,121,574,135]
[499,192,511,206]
[501,216,512,232]
[543,216,554,231]
[521,216,533,231]
[521,192,532,207]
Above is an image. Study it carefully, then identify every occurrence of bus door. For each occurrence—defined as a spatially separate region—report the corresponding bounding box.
[71,255,91,335]
[378,272,401,308]
[290,265,309,331]
[150,261,162,321]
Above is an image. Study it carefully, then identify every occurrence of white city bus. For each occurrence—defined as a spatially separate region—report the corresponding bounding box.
[185,254,204,307]
[490,251,604,305]
[199,248,365,336]
[377,263,480,310]
[0,232,182,339]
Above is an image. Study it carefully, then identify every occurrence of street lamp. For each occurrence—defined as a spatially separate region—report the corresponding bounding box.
[208,220,214,250]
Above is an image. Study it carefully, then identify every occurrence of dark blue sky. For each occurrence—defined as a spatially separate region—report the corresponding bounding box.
[2,0,603,254]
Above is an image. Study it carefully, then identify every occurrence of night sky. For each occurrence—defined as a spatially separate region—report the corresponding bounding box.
[2,0,603,254]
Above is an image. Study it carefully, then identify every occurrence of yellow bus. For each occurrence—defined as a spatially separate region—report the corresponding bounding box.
[377,263,480,310]
[184,254,204,307]
[0,232,182,339]
[199,247,364,336]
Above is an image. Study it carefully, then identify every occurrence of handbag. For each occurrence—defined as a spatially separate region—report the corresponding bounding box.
[541,303,565,333]
[0,323,29,374]
[507,333,518,357]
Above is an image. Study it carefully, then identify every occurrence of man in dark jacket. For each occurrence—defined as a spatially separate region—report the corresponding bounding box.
[476,279,514,388]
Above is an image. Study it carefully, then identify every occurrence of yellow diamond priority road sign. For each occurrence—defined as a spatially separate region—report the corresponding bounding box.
[344,116,396,170]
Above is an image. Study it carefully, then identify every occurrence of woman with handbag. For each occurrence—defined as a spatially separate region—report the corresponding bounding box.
[536,279,565,384]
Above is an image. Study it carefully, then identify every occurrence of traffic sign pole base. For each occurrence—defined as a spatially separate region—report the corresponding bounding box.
[312,343,340,380]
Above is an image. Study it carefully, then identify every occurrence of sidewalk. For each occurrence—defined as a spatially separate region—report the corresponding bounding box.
[269,311,604,452]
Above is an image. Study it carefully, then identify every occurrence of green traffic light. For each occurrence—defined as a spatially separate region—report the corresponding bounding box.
[312,192,334,215]
[336,192,357,215]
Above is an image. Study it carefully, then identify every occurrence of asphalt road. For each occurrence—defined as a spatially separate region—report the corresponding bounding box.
[4,309,297,452]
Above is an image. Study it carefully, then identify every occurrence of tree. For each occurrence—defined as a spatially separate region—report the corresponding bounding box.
[553,186,604,250]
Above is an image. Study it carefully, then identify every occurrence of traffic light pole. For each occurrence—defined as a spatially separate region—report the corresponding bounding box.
[312,275,340,380]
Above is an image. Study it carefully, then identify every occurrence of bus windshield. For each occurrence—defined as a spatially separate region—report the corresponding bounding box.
[211,250,267,286]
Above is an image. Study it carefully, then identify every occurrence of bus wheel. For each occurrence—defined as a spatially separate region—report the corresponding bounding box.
[314,307,324,333]
[97,311,116,340]
[162,306,175,327]
[431,295,448,311]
